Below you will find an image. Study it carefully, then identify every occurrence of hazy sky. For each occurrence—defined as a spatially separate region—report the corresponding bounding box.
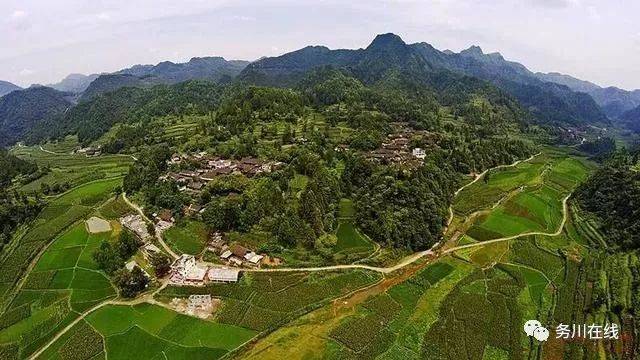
[1,0,639,90]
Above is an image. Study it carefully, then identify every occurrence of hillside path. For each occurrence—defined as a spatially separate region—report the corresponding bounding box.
[122,193,179,259]
[232,152,547,275]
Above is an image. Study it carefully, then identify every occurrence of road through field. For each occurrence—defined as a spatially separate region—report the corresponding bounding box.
[28,151,560,359]
[28,279,171,360]
[238,152,550,275]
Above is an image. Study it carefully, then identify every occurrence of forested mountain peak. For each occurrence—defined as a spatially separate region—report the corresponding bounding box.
[0,86,72,146]
[242,33,607,126]
[365,33,407,50]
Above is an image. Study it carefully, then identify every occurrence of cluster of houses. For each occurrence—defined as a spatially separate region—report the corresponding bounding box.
[208,233,265,268]
[160,153,284,193]
[169,254,240,286]
[366,123,431,165]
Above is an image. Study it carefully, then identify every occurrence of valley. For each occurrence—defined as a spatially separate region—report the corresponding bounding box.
[0,142,618,360]
[1,29,639,360]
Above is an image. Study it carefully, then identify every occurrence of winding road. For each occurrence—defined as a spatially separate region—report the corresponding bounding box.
[29,151,559,359]
[220,152,550,275]
[121,193,179,259]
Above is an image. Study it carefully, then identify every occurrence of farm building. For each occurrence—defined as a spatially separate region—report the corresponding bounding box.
[207,268,239,283]
[157,209,174,223]
[220,250,233,260]
[142,243,162,259]
[231,244,249,258]
[219,244,265,268]
[185,265,208,285]
[188,295,213,312]
[120,214,150,241]
[412,147,426,159]
[208,233,227,253]
[244,252,264,267]
[169,254,209,286]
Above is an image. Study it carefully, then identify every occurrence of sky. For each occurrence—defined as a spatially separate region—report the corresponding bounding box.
[1,0,639,90]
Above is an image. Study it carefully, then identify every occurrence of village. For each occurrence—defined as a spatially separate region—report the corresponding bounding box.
[111,121,435,296]
[160,153,285,194]
[119,211,270,288]
[361,122,430,166]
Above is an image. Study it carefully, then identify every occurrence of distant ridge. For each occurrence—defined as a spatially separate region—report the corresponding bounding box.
[536,71,640,119]
[0,86,72,146]
[79,56,248,101]
[49,73,102,94]
[241,33,608,126]
[0,80,22,98]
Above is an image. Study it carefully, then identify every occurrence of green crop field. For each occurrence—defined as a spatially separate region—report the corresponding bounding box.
[457,151,593,242]
[0,220,117,359]
[164,220,209,255]
[10,145,133,193]
[334,199,375,257]
[0,174,123,359]
[0,178,121,310]
[39,136,80,154]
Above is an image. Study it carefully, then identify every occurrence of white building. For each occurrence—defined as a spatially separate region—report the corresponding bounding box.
[412,147,426,159]
[188,294,212,308]
[208,268,240,283]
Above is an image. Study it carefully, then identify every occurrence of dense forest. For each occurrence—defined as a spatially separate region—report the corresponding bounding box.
[118,67,534,254]
[26,81,226,146]
[0,149,44,251]
[575,149,640,250]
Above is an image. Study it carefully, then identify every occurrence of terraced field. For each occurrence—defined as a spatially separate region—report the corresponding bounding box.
[454,150,594,242]
[0,177,123,359]
[10,145,133,193]
[3,148,614,360]
[231,149,618,360]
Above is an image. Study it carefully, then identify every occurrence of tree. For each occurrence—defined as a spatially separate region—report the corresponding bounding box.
[93,241,123,275]
[202,195,244,231]
[113,266,149,298]
[117,230,141,259]
[150,253,171,277]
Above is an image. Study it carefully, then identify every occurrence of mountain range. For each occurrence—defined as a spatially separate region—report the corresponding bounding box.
[80,56,248,101]
[0,80,22,98]
[241,33,608,126]
[1,33,640,147]
[536,72,640,119]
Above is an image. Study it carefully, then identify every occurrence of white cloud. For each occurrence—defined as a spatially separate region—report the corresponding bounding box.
[18,68,34,76]
[231,15,255,22]
[527,0,579,8]
[587,6,601,21]
[96,12,111,21]
[10,10,27,19]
